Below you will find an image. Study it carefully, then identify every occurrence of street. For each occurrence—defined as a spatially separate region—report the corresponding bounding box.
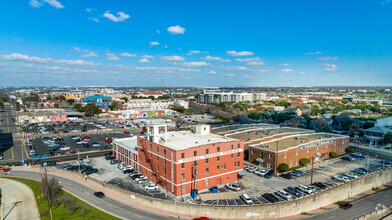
[8,170,179,220]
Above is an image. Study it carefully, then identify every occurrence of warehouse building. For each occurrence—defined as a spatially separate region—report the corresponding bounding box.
[113,124,244,198]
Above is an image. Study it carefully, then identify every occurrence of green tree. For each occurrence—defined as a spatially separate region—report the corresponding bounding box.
[120,97,128,103]
[67,99,75,105]
[363,121,375,129]
[74,103,83,111]
[346,147,355,154]
[278,163,289,172]
[82,104,101,116]
[330,152,339,158]
[276,100,291,108]
[385,132,392,145]
[248,112,262,120]
[299,158,310,165]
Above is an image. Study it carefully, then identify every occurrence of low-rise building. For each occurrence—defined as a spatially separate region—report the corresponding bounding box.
[363,126,392,146]
[81,96,112,109]
[197,91,267,104]
[16,109,67,124]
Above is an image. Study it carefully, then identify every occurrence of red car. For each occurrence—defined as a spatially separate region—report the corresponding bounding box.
[81,136,91,140]
[105,138,113,143]
[193,218,209,220]
[0,167,11,172]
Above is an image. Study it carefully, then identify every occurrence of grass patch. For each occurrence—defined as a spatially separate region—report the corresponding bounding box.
[278,165,305,174]
[3,177,120,220]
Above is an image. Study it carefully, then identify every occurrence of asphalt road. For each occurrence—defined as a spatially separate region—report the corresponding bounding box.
[0,104,26,162]
[307,188,392,220]
[8,170,179,220]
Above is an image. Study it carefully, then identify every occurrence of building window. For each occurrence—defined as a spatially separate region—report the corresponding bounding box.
[231,145,233,150]
[194,161,197,166]
[157,165,159,172]
[237,152,240,158]
[217,156,220,161]
[150,144,152,149]
[181,153,185,159]
[234,161,236,167]
[307,148,309,153]
[343,140,344,144]
[296,159,298,165]
[317,146,319,151]
[224,164,226,169]
[267,163,272,168]
[325,153,328,157]
[269,154,272,159]
[181,163,185,169]
[164,159,166,165]
[231,154,233,159]
[206,179,209,186]
[217,147,220,152]
[284,153,286,158]
[150,153,153,158]
[237,161,240,167]
[156,147,159,152]
[157,156,159,161]
[206,149,209,154]
[206,168,209,175]
[217,166,220,172]
[206,158,209,164]
[252,150,254,155]
[194,151,197,156]
[290,161,292,166]
[238,144,240,148]
[164,149,166,155]
[181,173,185,180]
[296,150,298,155]
[164,169,166,176]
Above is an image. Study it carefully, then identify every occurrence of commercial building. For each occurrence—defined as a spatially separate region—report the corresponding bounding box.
[16,109,67,124]
[117,99,188,110]
[213,124,349,170]
[197,91,267,104]
[107,109,173,119]
[81,96,112,109]
[135,92,163,99]
[113,124,244,198]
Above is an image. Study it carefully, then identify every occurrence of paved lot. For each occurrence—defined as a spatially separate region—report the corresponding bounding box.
[57,158,174,201]
[178,114,221,124]
[29,133,127,157]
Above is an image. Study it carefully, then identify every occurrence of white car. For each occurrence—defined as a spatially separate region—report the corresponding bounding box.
[343,172,358,179]
[256,169,268,177]
[60,146,70,151]
[298,184,313,194]
[135,176,148,182]
[277,190,293,201]
[77,141,88,145]
[332,175,349,182]
[226,183,241,191]
[92,143,101,147]
[144,184,158,191]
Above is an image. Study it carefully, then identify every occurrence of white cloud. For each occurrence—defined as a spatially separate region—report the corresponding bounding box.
[317,57,338,61]
[235,57,260,62]
[223,74,235,77]
[323,64,338,71]
[0,53,101,67]
[279,63,290,66]
[204,55,230,62]
[156,30,160,34]
[246,61,264,66]
[106,51,120,60]
[86,8,92,12]
[306,51,322,55]
[142,55,154,59]
[81,51,98,58]
[161,55,185,61]
[282,69,294,72]
[103,11,130,22]
[243,75,253,78]
[167,25,185,34]
[227,50,253,56]
[219,65,269,74]
[360,66,368,71]
[180,61,208,67]
[298,72,307,75]
[44,0,64,8]
[73,47,81,52]
[92,18,99,22]
[29,0,41,8]
[187,50,200,55]
[139,58,150,63]
[162,45,168,48]
[150,41,160,46]
[209,71,216,75]
[121,52,137,57]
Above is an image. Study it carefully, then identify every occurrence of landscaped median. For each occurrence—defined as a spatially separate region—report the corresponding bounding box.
[2,177,120,220]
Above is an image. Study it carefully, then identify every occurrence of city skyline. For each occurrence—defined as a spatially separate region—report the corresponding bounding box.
[0,0,391,87]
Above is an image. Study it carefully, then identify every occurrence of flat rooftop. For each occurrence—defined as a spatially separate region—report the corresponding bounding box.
[113,136,138,154]
[213,124,345,151]
[158,131,239,151]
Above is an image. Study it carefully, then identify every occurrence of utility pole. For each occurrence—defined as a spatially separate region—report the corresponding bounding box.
[310,157,314,185]
[274,141,279,176]
[44,166,53,220]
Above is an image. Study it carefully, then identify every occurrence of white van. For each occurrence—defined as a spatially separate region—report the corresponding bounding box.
[298,184,313,194]
[240,194,254,205]
[277,190,293,201]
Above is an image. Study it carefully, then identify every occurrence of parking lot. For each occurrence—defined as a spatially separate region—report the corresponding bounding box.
[55,158,174,201]
[28,133,128,157]
[191,155,390,206]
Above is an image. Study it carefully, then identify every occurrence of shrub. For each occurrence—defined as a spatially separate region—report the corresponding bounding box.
[346,147,355,154]
[299,158,310,165]
[278,163,289,172]
[330,152,339,158]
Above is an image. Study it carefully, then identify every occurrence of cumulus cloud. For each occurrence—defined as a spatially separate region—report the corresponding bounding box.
[209,71,216,75]
[306,51,322,55]
[180,61,208,67]
[150,41,160,46]
[161,55,185,61]
[223,74,235,77]
[204,55,230,62]
[219,65,269,74]
[142,55,154,59]
[246,61,264,66]
[73,47,81,52]
[317,57,338,61]
[106,51,120,60]
[121,52,137,57]
[227,50,254,56]
[103,11,130,22]
[0,53,101,67]
[281,69,294,72]
[323,64,338,71]
[139,58,150,63]
[235,57,260,62]
[279,63,290,66]
[187,50,200,55]
[167,25,185,34]
[30,0,64,8]
[298,72,307,75]
[81,51,98,58]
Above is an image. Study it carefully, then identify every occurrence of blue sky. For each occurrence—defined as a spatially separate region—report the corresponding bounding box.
[0,0,391,87]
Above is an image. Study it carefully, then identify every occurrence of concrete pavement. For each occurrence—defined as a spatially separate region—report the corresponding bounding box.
[307,188,392,220]
[8,169,182,220]
[0,178,40,220]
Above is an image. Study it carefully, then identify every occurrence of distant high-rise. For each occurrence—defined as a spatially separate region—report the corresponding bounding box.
[197,90,267,104]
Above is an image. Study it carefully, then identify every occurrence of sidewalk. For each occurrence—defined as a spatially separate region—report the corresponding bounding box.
[12,166,194,220]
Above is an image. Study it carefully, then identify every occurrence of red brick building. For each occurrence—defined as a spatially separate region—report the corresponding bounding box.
[113,124,244,198]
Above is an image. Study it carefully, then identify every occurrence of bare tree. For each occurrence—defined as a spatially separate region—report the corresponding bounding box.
[41,176,62,208]
[174,118,186,131]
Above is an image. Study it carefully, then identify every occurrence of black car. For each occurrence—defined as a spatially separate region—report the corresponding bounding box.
[93,191,105,198]
[312,182,327,189]
[130,174,142,180]
[280,173,292,179]
[339,203,352,210]
[262,193,279,203]
[123,169,134,174]
[264,170,275,179]
[41,161,57,167]
[105,155,115,160]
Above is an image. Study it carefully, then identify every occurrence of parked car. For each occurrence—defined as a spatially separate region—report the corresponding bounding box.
[286,187,301,197]
[256,169,268,177]
[226,183,241,191]
[343,172,358,179]
[275,190,293,201]
[353,168,368,175]
[312,182,327,189]
[144,184,158,191]
[81,136,91,140]
[339,203,353,210]
[105,155,115,160]
[262,193,279,203]
[85,168,98,175]
[290,170,305,177]
[280,173,292,179]
[93,191,105,198]
[60,146,70,151]
[41,161,57,167]
[123,169,134,174]
[332,175,349,182]
[240,194,254,205]
[110,159,121,164]
[137,179,149,184]
[264,170,275,179]
[297,184,313,194]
